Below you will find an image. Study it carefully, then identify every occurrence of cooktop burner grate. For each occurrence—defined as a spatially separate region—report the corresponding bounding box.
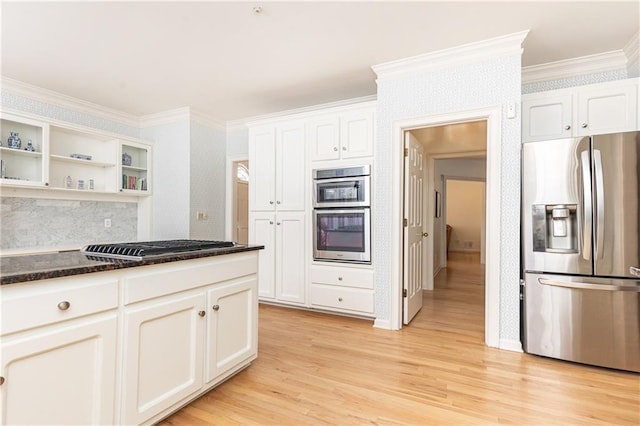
[81,239,236,260]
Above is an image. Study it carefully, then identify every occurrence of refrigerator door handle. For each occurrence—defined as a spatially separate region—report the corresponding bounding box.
[580,150,592,261]
[539,278,640,292]
[593,149,605,260]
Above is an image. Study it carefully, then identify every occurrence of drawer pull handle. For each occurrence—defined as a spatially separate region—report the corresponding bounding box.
[564,125,571,130]
[198,310,206,317]
[212,304,220,311]
[338,297,343,302]
[57,301,71,311]
[582,123,588,129]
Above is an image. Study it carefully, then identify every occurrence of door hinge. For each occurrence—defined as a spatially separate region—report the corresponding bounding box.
[404,148,409,157]
[403,289,407,298]
[403,218,408,227]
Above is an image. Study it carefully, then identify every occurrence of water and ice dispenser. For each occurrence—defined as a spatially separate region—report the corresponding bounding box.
[531,204,578,253]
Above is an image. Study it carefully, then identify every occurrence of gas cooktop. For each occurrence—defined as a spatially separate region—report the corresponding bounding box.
[81,239,236,260]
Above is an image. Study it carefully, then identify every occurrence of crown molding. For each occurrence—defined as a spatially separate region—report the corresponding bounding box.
[372,30,529,82]
[522,50,628,84]
[237,95,377,128]
[138,107,191,127]
[138,107,225,130]
[623,30,639,68]
[0,76,140,128]
[190,109,226,130]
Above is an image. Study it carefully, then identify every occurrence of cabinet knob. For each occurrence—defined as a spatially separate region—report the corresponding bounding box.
[212,304,220,311]
[45,182,49,186]
[333,147,338,151]
[564,125,571,130]
[269,221,274,225]
[338,297,343,302]
[57,301,71,311]
[0,376,4,386]
[276,201,281,205]
[581,123,588,128]
[269,201,274,205]
[276,222,281,225]
[338,276,343,281]
[198,310,206,317]
[342,146,347,151]
[422,232,429,238]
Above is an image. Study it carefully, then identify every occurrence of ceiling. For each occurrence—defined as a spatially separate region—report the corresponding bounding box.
[2,1,638,122]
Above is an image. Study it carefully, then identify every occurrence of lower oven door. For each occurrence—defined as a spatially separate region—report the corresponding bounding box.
[313,208,371,263]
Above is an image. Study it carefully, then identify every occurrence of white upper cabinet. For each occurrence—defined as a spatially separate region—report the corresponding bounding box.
[576,83,637,136]
[248,121,305,212]
[310,107,374,161]
[522,78,638,143]
[522,94,573,142]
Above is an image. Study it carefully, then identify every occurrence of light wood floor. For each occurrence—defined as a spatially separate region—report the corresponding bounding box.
[159,253,639,425]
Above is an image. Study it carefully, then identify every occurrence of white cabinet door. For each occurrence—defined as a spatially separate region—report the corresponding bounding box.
[0,314,117,426]
[249,211,305,304]
[276,122,306,211]
[276,211,306,304]
[309,116,340,161]
[576,84,638,136]
[340,109,374,159]
[522,94,573,142]
[249,212,276,299]
[205,276,258,383]
[248,126,277,211]
[122,293,205,425]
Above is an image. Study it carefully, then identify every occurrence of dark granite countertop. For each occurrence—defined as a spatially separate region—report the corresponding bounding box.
[0,245,264,285]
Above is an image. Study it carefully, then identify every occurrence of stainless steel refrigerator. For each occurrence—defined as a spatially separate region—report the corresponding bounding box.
[522,131,640,373]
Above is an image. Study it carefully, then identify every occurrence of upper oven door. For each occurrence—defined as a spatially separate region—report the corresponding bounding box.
[313,176,370,208]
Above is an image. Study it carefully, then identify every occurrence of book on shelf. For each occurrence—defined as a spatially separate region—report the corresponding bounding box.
[122,174,147,191]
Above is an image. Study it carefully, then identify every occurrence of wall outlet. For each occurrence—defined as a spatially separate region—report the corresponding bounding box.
[104,218,112,228]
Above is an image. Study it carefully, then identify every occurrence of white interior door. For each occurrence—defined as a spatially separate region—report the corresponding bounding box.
[403,132,425,324]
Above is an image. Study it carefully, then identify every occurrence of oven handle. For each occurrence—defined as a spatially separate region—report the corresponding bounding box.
[313,208,370,215]
[313,176,368,185]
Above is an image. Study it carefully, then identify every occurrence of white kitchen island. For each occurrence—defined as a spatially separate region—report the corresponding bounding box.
[0,246,262,425]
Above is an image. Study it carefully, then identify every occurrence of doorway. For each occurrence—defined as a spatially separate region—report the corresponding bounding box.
[394,106,501,348]
[403,123,487,325]
[226,158,249,244]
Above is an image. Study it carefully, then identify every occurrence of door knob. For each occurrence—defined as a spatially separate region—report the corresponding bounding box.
[422,232,429,237]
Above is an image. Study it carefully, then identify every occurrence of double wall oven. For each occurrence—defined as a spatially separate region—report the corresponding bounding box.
[312,165,371,263]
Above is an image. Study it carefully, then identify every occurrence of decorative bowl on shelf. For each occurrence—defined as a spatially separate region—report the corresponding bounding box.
[122,152,132,166]
[70,153,92,161]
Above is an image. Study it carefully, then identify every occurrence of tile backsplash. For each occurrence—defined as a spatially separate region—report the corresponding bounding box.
[1,197,137,251]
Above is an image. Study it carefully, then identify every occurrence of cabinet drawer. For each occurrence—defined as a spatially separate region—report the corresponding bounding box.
[310,284,374,315]
[310,265,374,289]
[1,276,118,335]
[124,252,258,305]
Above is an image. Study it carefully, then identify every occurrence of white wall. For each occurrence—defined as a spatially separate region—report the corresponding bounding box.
[140,120,191,240]
[190,121,226,240]
[446,180,484,252]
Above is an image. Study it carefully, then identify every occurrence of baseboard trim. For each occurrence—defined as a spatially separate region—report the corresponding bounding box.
[373,318,393,330]
[499,339,523,352]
